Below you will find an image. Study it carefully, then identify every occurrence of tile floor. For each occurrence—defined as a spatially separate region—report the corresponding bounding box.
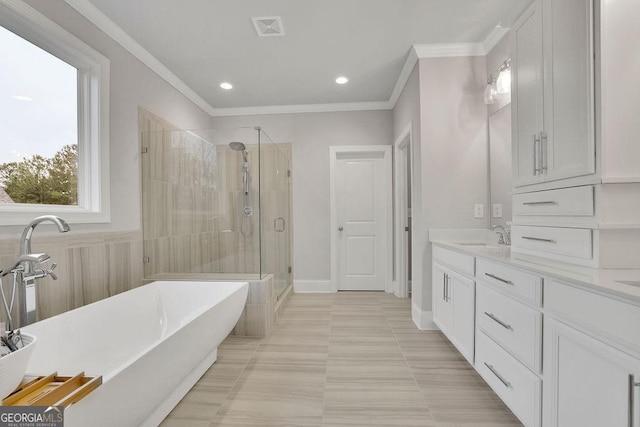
[161,292,522,426]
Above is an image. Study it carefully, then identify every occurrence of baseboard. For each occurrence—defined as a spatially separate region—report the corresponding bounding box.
[411,303,438,330]
[293,280,334,293]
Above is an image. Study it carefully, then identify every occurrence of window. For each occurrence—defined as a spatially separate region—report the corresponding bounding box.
[0,1,110,225]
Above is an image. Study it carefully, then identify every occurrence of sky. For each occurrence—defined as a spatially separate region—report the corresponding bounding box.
[0,24,77,164]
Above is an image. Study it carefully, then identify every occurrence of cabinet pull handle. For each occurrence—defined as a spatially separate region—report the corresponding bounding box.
[629,375,640,427]
[522,201,557,206]
[484,273,514,285]
[541,132,548,173]
[533,133,540,175]
[444,274,450,302]
[446,274,451,302]
[484,312,513,330]
[443,273,447,302]
[522,236,556,243]
[484,362,512,389]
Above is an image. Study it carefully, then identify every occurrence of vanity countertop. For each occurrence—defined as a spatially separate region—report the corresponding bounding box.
[431,238,640,304]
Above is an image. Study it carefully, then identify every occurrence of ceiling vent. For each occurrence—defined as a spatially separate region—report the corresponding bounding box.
[252,16,285,37]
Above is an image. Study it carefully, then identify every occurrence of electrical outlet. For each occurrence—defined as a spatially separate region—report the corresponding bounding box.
[492,203,503,218]
[474,204,484,219]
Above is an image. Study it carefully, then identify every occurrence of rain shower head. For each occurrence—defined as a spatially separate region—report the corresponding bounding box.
[229,142,248,162]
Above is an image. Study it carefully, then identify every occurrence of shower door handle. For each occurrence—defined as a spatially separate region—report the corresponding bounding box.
[274,217,286,232]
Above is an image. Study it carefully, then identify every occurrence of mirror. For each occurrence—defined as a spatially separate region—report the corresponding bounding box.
[489,104,512,228]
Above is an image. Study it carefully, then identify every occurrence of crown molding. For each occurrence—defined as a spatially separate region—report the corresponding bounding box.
[413,42,486,58]
[389,41,485,108]
[388,26,510,109]
[61,0,509,118]
[211,101,392,117]
[388,47,420,109]
[63,0,217,116]
[482,26,509,54]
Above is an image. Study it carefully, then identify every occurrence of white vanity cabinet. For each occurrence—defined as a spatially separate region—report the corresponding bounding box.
[543,279,640,427]
[512,0,595,188]
[431,240,640,426]
[432,246,475,364]
[510,0,640,269]
[475,259,543,426]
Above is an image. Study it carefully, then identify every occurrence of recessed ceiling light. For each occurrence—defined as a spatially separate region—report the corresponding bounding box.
[220,82,233,90]
[335,76,349,85]
[12,95,33,101]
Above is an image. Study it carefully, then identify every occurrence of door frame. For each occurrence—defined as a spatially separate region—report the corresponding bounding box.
[393,123,412,298]
[329,145,393,293]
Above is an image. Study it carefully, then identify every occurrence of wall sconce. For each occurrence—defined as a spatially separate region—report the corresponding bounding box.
[484,58,511,105]
[484,76,498,105]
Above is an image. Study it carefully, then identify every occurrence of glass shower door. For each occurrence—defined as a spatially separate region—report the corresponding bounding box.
[259,130,292,299]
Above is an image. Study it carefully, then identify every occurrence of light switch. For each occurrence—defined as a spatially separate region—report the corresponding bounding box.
[492,204,503,218]
[474,204,484,219]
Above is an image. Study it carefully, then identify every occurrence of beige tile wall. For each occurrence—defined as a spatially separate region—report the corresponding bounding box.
[140,110,261,277]
[0,230,143,325]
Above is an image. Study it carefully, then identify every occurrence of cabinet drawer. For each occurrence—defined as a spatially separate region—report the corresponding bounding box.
[546,279,640,356]
[477,283,542,372]
[513,185,594,216]
[432,245,474,277]
[476,258,542,306]
[511,225,593,260]
[476,331,542,427]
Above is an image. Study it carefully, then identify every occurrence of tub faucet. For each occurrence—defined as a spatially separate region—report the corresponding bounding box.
[15,216,70,326]
[491,225,511,246]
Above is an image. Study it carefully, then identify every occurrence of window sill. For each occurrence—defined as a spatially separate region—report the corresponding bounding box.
[0,204,110,226]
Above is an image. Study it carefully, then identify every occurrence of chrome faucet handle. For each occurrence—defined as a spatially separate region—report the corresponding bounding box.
[496,234,506,245]
[22,262,58,282]
[48,263,58,280]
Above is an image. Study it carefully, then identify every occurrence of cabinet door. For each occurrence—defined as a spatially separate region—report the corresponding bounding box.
[450,274,475,364]
[542,0,595,182]
[544,318,640,427]
[512,0,545,187]
[432,263,452,336]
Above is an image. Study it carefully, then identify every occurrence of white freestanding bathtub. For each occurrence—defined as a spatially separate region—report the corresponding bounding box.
[21,280,248,426]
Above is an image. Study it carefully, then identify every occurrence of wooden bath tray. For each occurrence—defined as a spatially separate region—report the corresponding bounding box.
[2,372,102,407]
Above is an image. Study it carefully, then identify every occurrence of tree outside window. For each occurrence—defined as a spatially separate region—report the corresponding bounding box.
[0,144,78,205]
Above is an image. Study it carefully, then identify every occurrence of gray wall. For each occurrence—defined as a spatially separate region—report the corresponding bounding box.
[415,56,488,322]
[212,111,393,281]
[392,65,424,314]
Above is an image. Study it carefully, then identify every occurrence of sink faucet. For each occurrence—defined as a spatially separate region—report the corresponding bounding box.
[491,225,511,246]
[10,216,70,327]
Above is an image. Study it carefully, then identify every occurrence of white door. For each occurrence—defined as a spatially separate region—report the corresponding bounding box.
[544,318,640,427]
[330,146,391,291]
[432,263,452,335]
[542,0,595,182]
[512,0,545,187]
[450,273,475,364]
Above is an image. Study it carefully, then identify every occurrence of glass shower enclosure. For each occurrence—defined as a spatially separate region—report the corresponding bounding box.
[140,125,292,299]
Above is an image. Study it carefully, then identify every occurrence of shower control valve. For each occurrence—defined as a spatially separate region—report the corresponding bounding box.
[244,207,253,217]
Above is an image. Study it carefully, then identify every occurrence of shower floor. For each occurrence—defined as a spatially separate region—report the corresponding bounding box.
[160,292,521,426]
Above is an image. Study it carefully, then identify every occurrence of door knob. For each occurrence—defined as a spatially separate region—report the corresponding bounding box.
[338,226,344,231]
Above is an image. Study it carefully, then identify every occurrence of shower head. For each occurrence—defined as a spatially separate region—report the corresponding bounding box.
[229,142,248,162]
[229,141,246,151]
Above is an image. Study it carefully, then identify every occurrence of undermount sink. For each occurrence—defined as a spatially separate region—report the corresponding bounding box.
[455,242,508,250]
